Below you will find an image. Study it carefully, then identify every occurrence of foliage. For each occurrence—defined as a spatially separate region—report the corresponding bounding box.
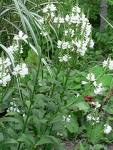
[0,0,113,150]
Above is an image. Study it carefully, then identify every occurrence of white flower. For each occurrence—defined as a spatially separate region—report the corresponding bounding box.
[0,57,11,86]
[18,31,28,40]
[102,58,113,70]
[49,4,56,12]
[85,24,92,36]
[2,74,11,86]
[89,39,94,48]
[87,114,100,124]
[70,13,81,24]
[59,17,65,24]
[63,115,71,123]
[93,81,97,87]
[74,40,81,49]
[42,4,56,13]
[87,114,92,121]
[50,12,55,18]
[57,132,63,136]
[94,83,104,95]
[12,63,28,77]
[104,124,112,134]
[95,117,100,123]
[57,40,62,49]
[4,58,11,67]
[93,81,104,95]
[7,44,23,54]
[64,29,75,37]
[103,59,109,68]
[72,6,81,13]
[42,7,48,13]
[76,93,80,97]
[94,86,103,95]
[95,101,101,109]
[57,40,70,50]
[7,102,20,113]
[7,46,15,54]
[12,64,21,76]
[59,54,71,62]
[86,73,96,81]
[19,63,28,77]
[23,113,25,117]
[38,17,44,24]
[65,14,70,22]
[109,60,113,70]
[62,41,70,49]
[81,81,88,85]
[53,17,59,23]
[14,31,28,41]
[40,31,48,37]
[73,40,88,56]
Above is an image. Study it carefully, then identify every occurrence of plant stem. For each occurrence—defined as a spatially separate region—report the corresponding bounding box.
[60,68,70,103]
[17,58,41,150]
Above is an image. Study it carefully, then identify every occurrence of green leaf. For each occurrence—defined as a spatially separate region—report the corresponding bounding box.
[90,66,104,77]
[0,133,4,142]
[18,133,34,145]
[25,100,31,108]
[107,0,113,5]
[1,117,20,123]
[75,102,89,112]
[79,143,85,150]
[4,139,18,144]
[1,116,23,129]
[2,88,14,107]
[35,136,59,146]
[87,124,103,144]
[100,75,112,87]
[66,116,79,133]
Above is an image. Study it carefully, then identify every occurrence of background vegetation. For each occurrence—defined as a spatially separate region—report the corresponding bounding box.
[0,0,113,150]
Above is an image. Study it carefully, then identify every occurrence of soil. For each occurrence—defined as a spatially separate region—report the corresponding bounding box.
[64,141,74,150]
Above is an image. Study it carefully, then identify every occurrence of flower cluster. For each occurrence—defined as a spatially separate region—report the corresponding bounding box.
[103,58,113,70]
[86,73,96,81]
[86,73,104,95]
[7,102,25,117]
[93,82,104,95]
[64,29,75,37]
[7,102,20,113]
[91,101,101,109]
[55,5,94,56]
[57,40,71,50]
[11,31,28,77]
[0,31,28,87]
[7,31,28,54]
[14,31,28,41]
[42,4,94,62]
[87,114,112,135]
[0,57,11,86]
[42,3,56,18]
[87,114,100,124]
[12,63,28,77]
[58,54,71,63]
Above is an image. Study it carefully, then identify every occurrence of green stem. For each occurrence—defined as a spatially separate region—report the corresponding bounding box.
[60,68,70,103]
[16,77,25,107]
[49,65,61,98]
[17,58,41,150]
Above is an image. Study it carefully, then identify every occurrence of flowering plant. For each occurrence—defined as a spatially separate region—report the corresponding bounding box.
[0,1,113,150]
